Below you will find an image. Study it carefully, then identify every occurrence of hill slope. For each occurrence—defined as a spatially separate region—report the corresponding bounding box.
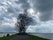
[0,34,49,40]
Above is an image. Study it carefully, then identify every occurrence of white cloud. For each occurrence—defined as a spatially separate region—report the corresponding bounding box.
[0,0,53,33]
[0,26,16,32]
[1,17,17,27]
[0,0,24,32]
[27,20,53,33]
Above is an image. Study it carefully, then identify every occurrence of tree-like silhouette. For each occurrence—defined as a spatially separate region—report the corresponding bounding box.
[16,9,33,34]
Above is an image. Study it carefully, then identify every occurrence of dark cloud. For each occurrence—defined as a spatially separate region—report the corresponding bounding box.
[0,17,4,20]
[15,0,30,9]
[39,10,52,21]
[0,18,3,25]
[7,7,16,13]
[33,0,53,11]
[32,0,53,21]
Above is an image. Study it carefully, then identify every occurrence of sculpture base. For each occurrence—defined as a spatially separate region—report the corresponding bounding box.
[18,32,27,35]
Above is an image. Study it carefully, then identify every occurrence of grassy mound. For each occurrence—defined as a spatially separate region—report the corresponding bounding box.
[28,35,49,40]
[0,34,17,40]
[0,33,49,40]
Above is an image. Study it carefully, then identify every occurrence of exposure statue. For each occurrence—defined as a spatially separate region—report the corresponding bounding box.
[16,9,33,34]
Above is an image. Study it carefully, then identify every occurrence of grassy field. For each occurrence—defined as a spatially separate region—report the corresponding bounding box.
[0,33,49,40]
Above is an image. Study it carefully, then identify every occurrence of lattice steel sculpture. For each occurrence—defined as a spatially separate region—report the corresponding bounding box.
[16,9,33,33]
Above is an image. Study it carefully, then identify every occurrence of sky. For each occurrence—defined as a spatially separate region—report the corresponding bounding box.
[0,0,53,33]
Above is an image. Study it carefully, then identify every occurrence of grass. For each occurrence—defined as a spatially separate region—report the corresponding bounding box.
[28,35,49,40]
[0,33,49,40]
[0,34,17,40]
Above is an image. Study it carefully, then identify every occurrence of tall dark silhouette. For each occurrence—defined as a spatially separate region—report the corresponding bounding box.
[16,9,33,33]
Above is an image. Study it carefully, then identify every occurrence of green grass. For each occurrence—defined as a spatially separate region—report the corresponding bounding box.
[28,35,49,40]
[0,34,17,40]
[0,33,49,40]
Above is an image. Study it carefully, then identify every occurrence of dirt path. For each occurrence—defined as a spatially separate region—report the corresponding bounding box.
[10,35,32,40]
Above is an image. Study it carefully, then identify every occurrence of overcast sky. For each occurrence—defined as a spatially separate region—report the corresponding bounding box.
[0,0,53,33]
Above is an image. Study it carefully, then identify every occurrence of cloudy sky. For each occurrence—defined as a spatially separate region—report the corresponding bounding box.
[0,0,53,33]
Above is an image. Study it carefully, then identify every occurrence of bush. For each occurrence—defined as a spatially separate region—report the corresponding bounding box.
[7,34,10,36]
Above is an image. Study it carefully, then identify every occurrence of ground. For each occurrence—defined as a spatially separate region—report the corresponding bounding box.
[0,33,49,40]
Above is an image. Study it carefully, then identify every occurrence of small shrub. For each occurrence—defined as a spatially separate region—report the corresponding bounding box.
[7,34,10,36]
